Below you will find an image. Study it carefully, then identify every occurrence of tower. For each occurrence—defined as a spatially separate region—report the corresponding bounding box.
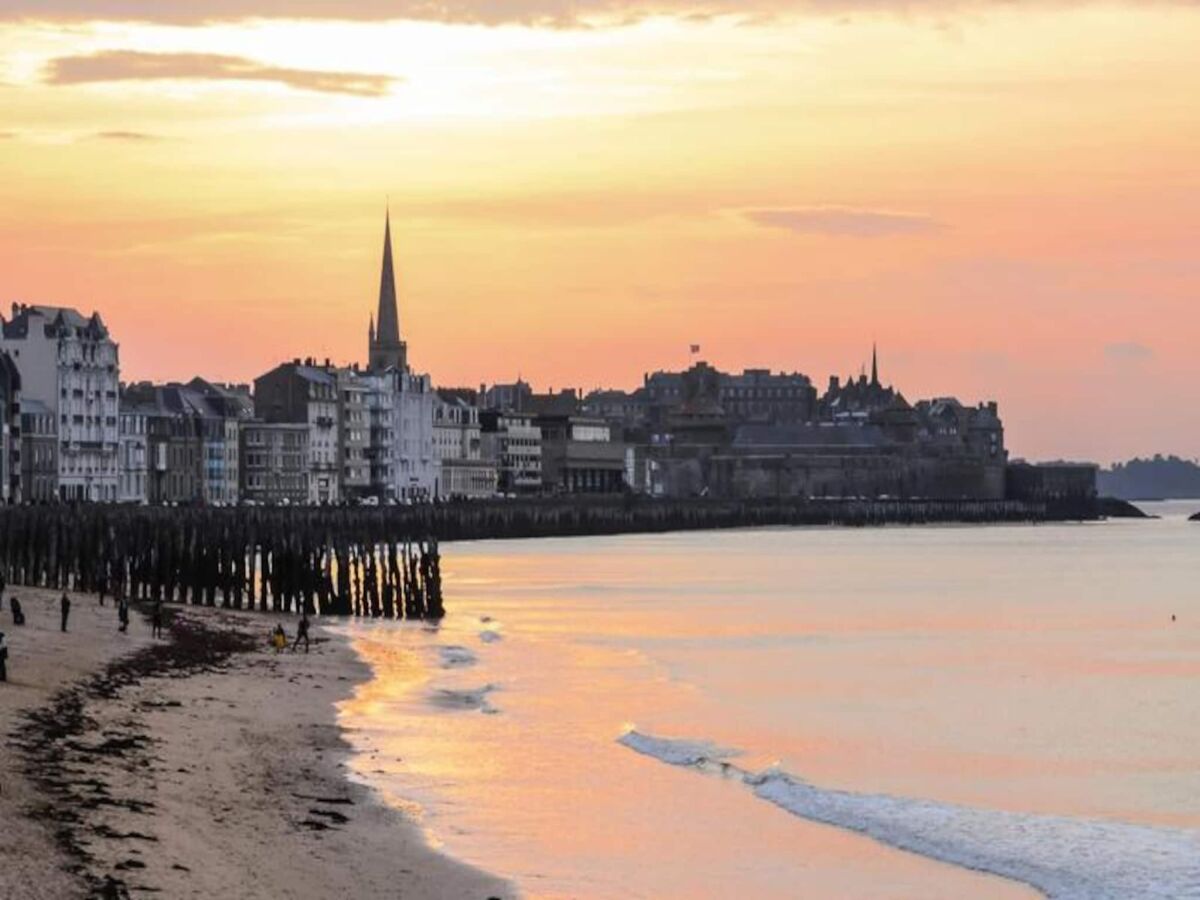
[368,209,408,372]
[870,343,879,387]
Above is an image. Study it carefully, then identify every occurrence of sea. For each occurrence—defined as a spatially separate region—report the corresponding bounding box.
[335,500,1200,899]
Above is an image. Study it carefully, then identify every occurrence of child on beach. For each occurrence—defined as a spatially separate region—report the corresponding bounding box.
[60,593,71,633]
[10,596,24,626]
[151,599,164,639]
[118,597,130,633]
[272,624,287,653]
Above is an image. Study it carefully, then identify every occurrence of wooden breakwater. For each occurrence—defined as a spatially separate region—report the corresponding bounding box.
[0,497,1072,618]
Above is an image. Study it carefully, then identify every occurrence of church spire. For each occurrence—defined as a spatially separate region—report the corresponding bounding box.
[376,208,400,345]
[871,342,879,386]
[368,207,409,373]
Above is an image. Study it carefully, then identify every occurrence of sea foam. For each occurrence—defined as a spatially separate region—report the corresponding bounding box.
[620,730,1200,899]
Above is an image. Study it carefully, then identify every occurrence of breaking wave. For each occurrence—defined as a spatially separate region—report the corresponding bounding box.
[620,730,1200,899]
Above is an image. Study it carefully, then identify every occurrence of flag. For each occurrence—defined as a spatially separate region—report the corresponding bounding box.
[690,344,700,354]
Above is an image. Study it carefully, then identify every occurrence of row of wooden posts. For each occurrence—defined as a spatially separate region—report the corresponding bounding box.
[0,497,1060,618]
[0,505,445,619]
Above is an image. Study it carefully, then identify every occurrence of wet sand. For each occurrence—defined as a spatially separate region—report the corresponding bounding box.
[0,588,512,900]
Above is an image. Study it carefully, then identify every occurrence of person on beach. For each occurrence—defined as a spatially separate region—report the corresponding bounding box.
[118,596,130,633]
[292,612,311,654]
[97,572,107,607]
[10,596,24,626]
[272,623,287,653]
[151,599,164,639]
[0,630,7,682]
[60,592,71,633]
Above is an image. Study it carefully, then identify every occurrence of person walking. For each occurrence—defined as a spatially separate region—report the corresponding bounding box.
[118,596,130,634]
[10,596,24,626]
[60,593,71,633]
[0,630,7,682]
[97,572,107,607]
[151,599,164,639]
[291,612,311,654]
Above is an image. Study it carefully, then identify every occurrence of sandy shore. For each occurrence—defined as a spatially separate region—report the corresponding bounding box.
[0,588,512,900]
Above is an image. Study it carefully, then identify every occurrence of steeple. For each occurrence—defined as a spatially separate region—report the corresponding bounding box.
[871,343,879,386]
[376,209,400,345]
[368,207,408,372]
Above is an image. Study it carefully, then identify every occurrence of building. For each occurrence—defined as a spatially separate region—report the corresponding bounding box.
[187,378,253,505]
[639,362,818,431]
[240,421,310,505]
[483,379,532,413]
[117,396,150,504]
[0,352,20,503]
[433,389,497,499]
[480,410,542,494]
[254,361,341,504]
[367,211,408,373]
[20,398,56,503]
[819,347,897,423]
[336,367,372,500]
[390,369,437,501]
[121,381,245,506]
[0,304,120,501]
[536,415,625,493]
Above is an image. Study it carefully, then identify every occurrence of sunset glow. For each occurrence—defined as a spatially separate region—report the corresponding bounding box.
[2,3,1197,461]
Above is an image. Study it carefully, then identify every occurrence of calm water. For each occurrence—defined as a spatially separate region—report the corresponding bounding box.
[337,501,1200,898]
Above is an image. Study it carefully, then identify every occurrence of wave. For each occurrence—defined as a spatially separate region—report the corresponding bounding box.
[438,645,478,668]
[620,730,1200,899]
[429,684,499,714]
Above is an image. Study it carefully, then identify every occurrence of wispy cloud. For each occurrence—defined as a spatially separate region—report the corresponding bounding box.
[88,130,163,141]
[742,206,945,237]
[0,1,1183,27]
[1104,341,1154,362]
[44,50,397,97]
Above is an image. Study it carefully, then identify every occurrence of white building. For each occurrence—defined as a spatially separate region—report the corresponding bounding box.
[0,304,120,501]
[390,369,436,501]
[480,410,542,494]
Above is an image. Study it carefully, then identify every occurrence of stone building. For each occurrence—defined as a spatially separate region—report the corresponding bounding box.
[240,421,310,505]
[536,415,625,493]
[20,398,57,503]
[117,396,151,504]
[254,361,341,504]
[0,304,120,501]
[433,389,497,499]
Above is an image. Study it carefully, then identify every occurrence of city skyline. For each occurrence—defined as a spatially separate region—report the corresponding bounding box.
[1,3,1197,463]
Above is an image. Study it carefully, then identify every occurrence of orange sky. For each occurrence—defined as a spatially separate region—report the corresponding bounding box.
[0,3,1197,463]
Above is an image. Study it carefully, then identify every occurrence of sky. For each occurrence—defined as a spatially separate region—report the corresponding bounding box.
[0,2,1197,463]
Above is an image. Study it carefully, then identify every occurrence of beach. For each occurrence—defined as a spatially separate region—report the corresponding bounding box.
[0,587,512,900]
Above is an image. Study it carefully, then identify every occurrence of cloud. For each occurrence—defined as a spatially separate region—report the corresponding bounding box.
[743,206,945,237]
[0,1,1182,27]
[1104,341,1154,362]
[44,50,397,97]
[88,130,163,141]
